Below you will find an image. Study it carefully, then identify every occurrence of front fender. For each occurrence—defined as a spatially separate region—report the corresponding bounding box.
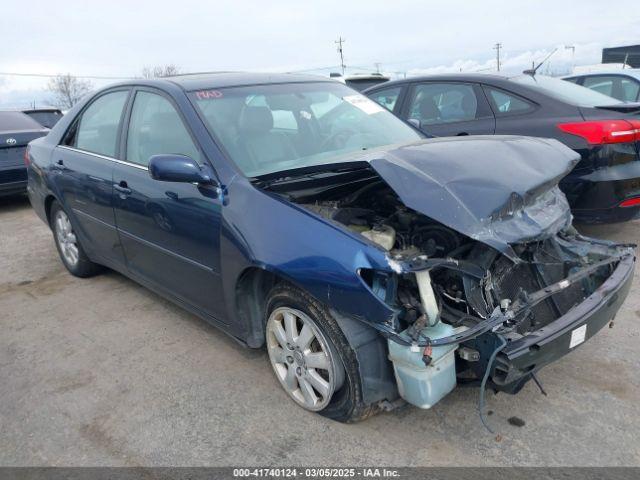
[220,177,396,341]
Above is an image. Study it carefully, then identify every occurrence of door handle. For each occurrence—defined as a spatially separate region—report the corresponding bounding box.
[114,181,132,195]
[52,159,67,170]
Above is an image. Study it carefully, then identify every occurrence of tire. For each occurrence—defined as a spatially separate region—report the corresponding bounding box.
[50,201,103,278]
[265,283,381,423]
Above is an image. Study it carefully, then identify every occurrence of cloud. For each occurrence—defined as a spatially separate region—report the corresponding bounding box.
[0,88,52,109]
[398,42,621,78]
[1,0,638,101]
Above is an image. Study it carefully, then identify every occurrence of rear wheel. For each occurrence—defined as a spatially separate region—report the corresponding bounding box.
[265,283,381,422]
[50,201,102,278]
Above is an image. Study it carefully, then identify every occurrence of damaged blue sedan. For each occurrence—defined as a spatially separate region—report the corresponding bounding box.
[26,73,635,423]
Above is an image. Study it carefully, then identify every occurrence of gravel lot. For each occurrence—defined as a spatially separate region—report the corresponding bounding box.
[1,194,639,466]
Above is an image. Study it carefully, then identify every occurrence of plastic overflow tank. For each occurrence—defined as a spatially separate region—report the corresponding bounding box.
[387,321,461,409]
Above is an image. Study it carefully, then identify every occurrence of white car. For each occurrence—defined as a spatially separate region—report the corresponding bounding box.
[563,69,640,103]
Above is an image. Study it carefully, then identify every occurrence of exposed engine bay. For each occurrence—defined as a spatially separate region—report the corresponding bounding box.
[259,163,634,393]
[301,178,620,335]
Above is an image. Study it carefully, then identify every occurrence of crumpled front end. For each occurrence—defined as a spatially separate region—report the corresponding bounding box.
[368,135,581,260]
[255,135,636,410]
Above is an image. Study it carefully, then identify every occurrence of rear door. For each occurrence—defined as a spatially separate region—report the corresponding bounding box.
[52,89,131,265]
[482,85,541,136]
[0,112,47,191]
[402,82,495,136]
[112,88,225,321]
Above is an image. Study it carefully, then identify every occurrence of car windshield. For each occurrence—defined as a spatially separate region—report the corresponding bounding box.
[510,74,625,107]
[189,81,422,177]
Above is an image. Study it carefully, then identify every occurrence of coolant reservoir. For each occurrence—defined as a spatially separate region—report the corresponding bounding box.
[362,225,395,250]
[387,322,462,409]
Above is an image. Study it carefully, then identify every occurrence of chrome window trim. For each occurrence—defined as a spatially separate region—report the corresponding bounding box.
[58,145,148,171]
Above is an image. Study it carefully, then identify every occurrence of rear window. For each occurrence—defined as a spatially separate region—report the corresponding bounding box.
[24,110,63,129]
[510,74,624,107]
[346,79,389,92]
[0,111,46,132]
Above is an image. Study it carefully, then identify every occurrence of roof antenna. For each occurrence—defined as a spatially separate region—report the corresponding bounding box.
[523,48,558,76]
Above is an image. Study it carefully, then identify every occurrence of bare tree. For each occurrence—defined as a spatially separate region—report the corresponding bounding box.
[141,64,180,79]
[47,74,93,109]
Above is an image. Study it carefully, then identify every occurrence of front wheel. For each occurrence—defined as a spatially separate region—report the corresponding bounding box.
[265,283,381,422]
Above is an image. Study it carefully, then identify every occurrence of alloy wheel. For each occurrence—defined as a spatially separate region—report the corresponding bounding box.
[54,210,79,267]
[266,307,343,411]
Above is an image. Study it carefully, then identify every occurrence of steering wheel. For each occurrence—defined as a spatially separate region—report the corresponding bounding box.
[320,127,358,150]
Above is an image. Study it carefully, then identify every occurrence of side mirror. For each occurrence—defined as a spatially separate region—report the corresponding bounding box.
[407,118,421,129]
[148,155,216,185]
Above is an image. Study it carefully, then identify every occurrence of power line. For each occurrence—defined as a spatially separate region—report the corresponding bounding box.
[286,64,375,74]
[0,71,134,80]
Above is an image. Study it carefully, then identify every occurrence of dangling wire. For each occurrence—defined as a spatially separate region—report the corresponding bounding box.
[478,334,507,434]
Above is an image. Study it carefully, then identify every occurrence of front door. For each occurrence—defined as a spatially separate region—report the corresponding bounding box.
[404,82,496,137]
[112,89,226,322]
[52,89,130,265]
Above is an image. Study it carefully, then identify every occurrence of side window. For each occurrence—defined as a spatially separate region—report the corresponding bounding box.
[66,90,128,157]
[408,83,478,125]
[126,91,200,166]
[485,88,534,115]
[368,86,402,111]
[582,76,616,97]
[620,78,640,102]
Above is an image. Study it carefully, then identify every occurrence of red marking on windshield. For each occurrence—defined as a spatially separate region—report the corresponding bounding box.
[195,90,223,100]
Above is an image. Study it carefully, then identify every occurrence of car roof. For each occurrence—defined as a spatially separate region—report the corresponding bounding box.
[363,72,520,92]
[2,107,62,113]
[161,72,335,91]
[344,73,390,81]
[22,107,63,113]
[382,72,510,83]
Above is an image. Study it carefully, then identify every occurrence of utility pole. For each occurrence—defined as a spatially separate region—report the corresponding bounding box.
[335,36,346,75]
[493,43,502,71]
[565,45,575,72]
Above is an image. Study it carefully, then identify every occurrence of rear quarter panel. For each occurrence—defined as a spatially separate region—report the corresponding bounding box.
[26,136,55,223]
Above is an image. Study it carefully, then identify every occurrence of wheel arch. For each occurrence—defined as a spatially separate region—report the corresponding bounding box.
[44,194,59,227]
[234,265,284,348]
[233,265,399,407]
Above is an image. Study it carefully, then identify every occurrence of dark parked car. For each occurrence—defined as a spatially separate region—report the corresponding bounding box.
[563,70,640,103]
[342,73,390,92]
[22,107,64,129]
[0,111,49,196]
[27,73,635,423]
[365,73,640,223]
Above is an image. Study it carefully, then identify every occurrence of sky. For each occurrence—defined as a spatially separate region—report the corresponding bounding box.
[1,0,639,107]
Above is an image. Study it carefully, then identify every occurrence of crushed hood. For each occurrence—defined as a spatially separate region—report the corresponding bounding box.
[366,136,580,260]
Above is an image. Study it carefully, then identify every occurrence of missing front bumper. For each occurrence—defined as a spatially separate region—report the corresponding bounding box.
[492,252,636,390]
